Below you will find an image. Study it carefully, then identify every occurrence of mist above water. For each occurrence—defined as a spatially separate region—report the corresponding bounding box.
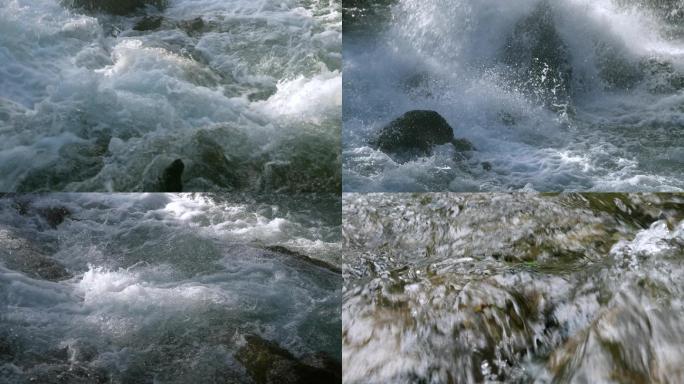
[343,0,684,192]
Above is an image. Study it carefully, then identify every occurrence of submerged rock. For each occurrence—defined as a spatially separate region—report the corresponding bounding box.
[260,132,341,193]
[236,335,341,384]
[451,137,475,152]
[37,206,71,229]
[265,245,341,274]
[504,1,572,110]
[179,17,206,37]
[133,15,164,31]
[548,298,683,383]
[64,0,167,15]
[186,132,243,190]
[373,110,473,161]
[159,159,184,192]
[0,228,72,281]
[481,161,492,171]
[17,140,107,192]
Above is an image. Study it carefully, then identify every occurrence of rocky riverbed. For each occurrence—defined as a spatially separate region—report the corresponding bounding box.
[342,193,684,383]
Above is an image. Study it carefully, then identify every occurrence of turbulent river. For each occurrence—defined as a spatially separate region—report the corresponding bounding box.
[0,193,341,383]
[343,193,684,383]
[0,0,341,192]
[343,0,684,192]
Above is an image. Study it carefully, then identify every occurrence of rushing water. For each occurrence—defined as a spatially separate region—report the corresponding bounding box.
[0,0,341,192]
[0,193,341,383]
[343,193,684,383]
[343,0,684,192]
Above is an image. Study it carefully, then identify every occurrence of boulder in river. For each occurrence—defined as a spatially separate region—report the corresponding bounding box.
[373,110,473,161]
[236,335,341,384]
[159,159,184,192]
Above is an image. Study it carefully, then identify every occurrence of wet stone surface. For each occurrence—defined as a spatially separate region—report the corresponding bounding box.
[342,193,684,383]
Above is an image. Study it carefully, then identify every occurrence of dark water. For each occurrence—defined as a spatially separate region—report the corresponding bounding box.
[343,193,684,383]
[343,0,684,192]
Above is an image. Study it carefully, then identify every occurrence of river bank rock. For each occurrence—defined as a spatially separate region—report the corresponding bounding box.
[373,110,473,161]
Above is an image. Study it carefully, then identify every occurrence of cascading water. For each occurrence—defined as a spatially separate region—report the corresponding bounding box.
[343,0,684,192]
[0,193,341,383]
[0,0,341,192]
[342,193,684,383]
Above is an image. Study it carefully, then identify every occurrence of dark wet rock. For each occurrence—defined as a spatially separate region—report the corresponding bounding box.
[9,253,71,282]
[0,228,72,281]
[236,335,341,384]
[616,0,684,23]
[17,141,106,192]
[343,0,395,35]
[373,110,453,155]
[260,133,340,193]
[640,58,684,93]
[451,137,475,152]
[37,206,71,228]
[64,0,167,16]
[159,159,184,192]
[482,161,492,171]
[504,1,572,109]
[373,110,473,161]
[178,17,206,36]
[134,15,164,31]
[595,42,643,90]
[265,245,341,274]
[247,86,278,102]
[300,352,342,379]
[185,132,243,190]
